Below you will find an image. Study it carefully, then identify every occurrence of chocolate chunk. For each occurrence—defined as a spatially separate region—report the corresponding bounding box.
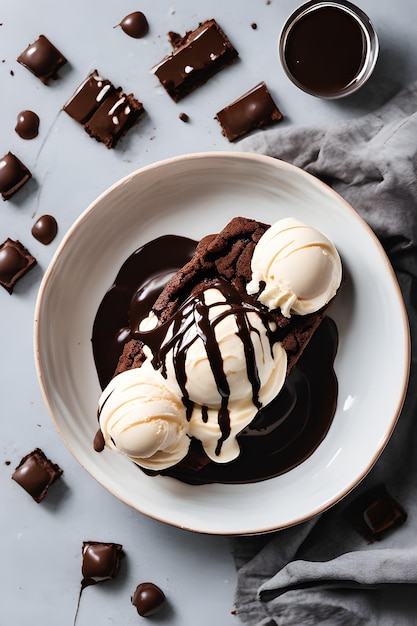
[12,448,63,502]
[131,582,166,617]
[31,214,58,245]
[63,70,114,124]
[17,35,67,84]
[81,541,123,585]
[84,89,144,149]
[179,111,189,122]
[0,238,36,294]
[216,82,283,141]
[0,152,32,200]
[119,11,149,38]
[64,71,144,148]
[346,485,407,543]
[15,110,40,139]
[152,19,238,101]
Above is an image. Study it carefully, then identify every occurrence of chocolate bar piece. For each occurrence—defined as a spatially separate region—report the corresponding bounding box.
[152,19,238,101]
[81,541,123,584]
[17,35,67,84]
[85,89,144,149]
[216,82,283,141]
[346,485,407,543]
[0,238,37,294]
[0,152,32,200]
[12,448,63,502]
[63,70,144,148]
[63,70,114,124]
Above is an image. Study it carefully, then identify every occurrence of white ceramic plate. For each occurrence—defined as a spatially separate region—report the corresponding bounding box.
[34,152,410,535]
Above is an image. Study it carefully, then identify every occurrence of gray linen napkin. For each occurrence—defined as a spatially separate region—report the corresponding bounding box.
[232,81,417,626]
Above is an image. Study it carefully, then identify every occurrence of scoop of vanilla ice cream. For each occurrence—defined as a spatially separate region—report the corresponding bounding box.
[98,358,190,470]
[163,287,287,463]
[247,217,342,317]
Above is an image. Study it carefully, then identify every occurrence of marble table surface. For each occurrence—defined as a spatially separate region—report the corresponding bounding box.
[1,1,416,624]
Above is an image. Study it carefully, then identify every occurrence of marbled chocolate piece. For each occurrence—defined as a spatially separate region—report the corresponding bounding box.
[63,70,114,124]
[0,152,31,200]
[131,582,166,616]
[84,89,144,149]
[0,238,36,294]
[12,448,63,502]
[152,19,238,101]
[216,82,283,141]
[17,35,67,84]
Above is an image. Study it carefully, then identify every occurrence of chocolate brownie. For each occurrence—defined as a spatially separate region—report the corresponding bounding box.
[115,216,332,376]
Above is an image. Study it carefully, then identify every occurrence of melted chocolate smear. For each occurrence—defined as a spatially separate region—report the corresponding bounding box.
[31,214,57,245]
[15,110,40,139]
[119,11,149,38]
[92,234,339,484]
[92,235,197,388]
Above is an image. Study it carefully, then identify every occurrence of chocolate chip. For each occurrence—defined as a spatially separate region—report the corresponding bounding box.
[31,214,58,245]
[17,35,67,84]
[0,238,36,293]
[11,448,63,502]
[0,152,32,200]
[119,12,149,38]
[15,110,40,139]
[179,112,189,122]
[131,582,166,616]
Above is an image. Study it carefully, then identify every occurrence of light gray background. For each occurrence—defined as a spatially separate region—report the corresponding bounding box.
[1,1,416,624]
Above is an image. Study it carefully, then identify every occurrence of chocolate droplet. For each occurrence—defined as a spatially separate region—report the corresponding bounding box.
[119,12,149,38]
[15,110,40,139]
[132,582,166,616]
[31,214,58,245]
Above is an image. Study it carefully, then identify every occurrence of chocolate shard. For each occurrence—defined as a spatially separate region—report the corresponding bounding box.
[152,19,238,101]
[63,70,114,124]
[0,238,37,294]
[11,448,63,502]
[346,484,407,543]
[17,35,67,84]
[216,82,283,141]
[0,152,32,200]
[63,71,144,148]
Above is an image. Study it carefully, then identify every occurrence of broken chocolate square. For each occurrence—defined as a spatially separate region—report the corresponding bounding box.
[0,238,37,294]
[84,89,144,149]
[152,19,238,101]
[346,484,407,543]
[63,70,144,148]
[81,541,123,584]
[12,448,63,502]
[216,82,283,141]
[17,35,67,84]
[0,152,32,200]
[63,70,114,124]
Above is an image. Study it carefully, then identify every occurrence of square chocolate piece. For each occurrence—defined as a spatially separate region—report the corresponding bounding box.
[0,152,32,200]
[63,70,114,124]
[84,89,144,148]
[0,238,37,294]
[17,35,67,84]
[82,541,123,583]
[216,82,283,141]
[346,485,407,543]
[152,19,238,101]
[12,448,63,502]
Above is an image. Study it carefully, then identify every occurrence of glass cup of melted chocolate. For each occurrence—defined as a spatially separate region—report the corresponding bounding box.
[279,0,379,98]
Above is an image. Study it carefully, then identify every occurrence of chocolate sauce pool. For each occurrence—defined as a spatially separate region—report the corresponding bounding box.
[92,235,338,484]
